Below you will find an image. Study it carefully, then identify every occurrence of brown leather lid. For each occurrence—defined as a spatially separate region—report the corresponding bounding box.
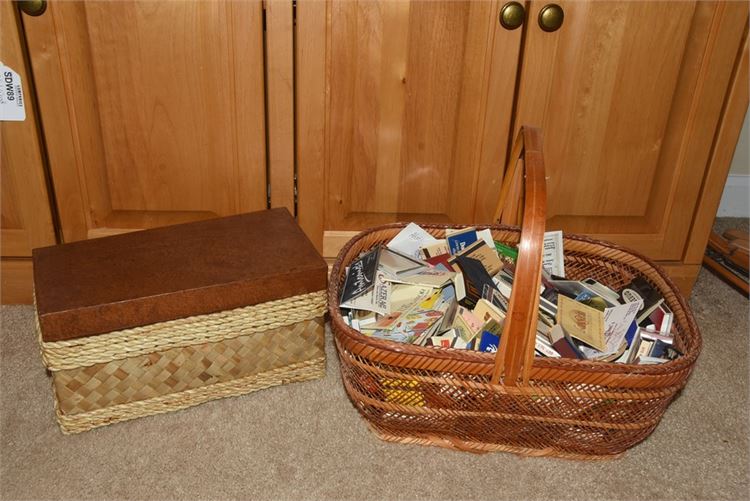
[33,208,327,342]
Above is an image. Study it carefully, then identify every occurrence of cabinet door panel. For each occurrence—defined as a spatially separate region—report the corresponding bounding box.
[22,1,268,242]
[1,1,56,257]
[514,1,748,260]
[297,0,523,252]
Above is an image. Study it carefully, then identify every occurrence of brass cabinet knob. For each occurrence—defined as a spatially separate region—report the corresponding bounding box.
[16,0,47,16]
[538,3,564,32]
[500,2,525,31]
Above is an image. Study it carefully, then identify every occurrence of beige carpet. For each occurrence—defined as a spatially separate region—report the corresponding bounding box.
[1,268,748,500]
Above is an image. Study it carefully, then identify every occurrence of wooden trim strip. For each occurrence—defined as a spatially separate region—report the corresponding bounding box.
[296,0,328,252]
[265,0,296,213]
[685,22,749,264]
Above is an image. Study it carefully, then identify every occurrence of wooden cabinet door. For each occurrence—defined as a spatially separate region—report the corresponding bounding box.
[513,1,748,261]
[22,1,269,242]
[1,1,56,303]
[1,1,56,256]
[296,0,524,255]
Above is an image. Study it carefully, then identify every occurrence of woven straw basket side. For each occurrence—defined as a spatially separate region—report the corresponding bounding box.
[328,128,701,460]
[38,290,327,434]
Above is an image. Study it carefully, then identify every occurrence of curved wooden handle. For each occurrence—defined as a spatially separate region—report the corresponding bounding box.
[490,127,547,386]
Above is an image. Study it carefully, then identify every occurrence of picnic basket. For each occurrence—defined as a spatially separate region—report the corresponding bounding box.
[328,127,701,459]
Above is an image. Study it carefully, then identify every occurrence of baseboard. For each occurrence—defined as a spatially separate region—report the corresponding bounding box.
[717,174,750,217]
[658,263,701,297]
[1,259,34,304]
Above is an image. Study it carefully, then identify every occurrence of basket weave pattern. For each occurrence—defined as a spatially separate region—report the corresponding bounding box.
[40,290,326,370]
[38,291,327,434]
[330,226,701,460]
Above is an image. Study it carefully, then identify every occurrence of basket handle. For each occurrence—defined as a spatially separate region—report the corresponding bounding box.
[489,126,547,386]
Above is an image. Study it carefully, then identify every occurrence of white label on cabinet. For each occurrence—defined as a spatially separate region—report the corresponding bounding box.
[0,62,26,121]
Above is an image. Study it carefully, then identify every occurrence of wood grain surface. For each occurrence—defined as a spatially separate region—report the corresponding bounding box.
[266,0,295,213]
[513,1,748,260]
[1,1,56,257]
[297,0,521,245]
[1,259,35,304]
[296,0,328,253]
[22,0,268,242]
[685,26,749,264]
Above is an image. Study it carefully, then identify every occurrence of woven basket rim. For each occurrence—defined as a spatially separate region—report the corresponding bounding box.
[328,221,701,379]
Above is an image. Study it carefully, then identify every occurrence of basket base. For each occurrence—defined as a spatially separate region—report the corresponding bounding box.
[368,425,624,461]
[55,357,325,434]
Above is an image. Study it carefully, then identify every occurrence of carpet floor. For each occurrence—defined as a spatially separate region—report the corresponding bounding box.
[1,242,748,500]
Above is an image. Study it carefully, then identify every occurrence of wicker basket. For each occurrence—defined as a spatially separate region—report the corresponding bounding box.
[32,209,328,434]
[37,291,326,434]
[329,127,701,459]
